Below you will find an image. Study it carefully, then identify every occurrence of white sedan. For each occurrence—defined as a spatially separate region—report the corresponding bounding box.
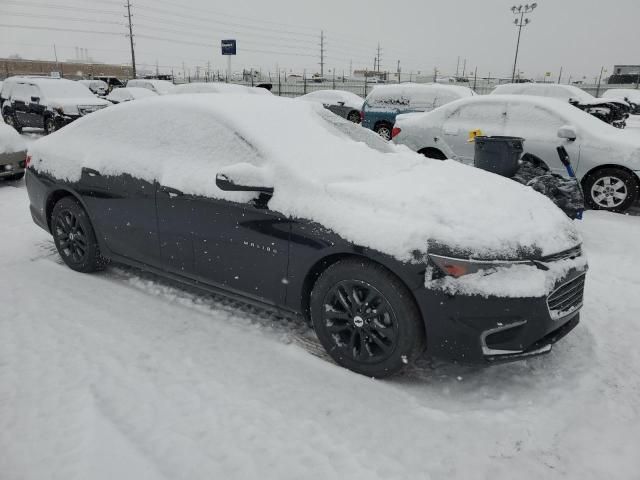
[393,94,640,212]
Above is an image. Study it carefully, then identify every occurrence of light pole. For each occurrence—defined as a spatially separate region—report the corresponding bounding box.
[510,3,537,83]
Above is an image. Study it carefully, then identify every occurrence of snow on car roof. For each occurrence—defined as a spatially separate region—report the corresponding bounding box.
[171,82,270,95]
[367,83,475,100]
[29,94,579,260]
[0,122,26,154]
[298,90,364,110]
[491,83,594,102]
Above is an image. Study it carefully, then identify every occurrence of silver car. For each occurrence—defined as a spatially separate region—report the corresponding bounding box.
[393,94,640,212]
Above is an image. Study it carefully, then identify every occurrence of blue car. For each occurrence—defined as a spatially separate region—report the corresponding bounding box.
[361,83,475,140]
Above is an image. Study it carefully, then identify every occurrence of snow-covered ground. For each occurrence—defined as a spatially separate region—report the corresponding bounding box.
[1,180,640,479]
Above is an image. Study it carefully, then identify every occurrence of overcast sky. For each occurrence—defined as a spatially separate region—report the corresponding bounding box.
[0,0,638,81]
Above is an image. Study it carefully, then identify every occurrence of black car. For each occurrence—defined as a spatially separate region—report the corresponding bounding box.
[25,95,587,378]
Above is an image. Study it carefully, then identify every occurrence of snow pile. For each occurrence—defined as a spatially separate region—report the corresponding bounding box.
[427,255,587,298]
[366,83,475,111]
[171,82,270,95]
[0,122,26,154]
[29,94,580,260]
[297,90,364,110]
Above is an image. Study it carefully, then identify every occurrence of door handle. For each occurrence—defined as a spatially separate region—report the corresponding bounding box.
[159,185,183,198]
[82,167,101,177]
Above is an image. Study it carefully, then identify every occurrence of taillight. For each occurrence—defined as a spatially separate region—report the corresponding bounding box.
[25,154,31,168]
[391,127,401,139]
[359,111,364,122]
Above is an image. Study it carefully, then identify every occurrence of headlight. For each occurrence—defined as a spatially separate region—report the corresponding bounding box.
[428,254,529,278]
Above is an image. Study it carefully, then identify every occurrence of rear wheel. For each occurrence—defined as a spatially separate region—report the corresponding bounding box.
[583,167,639,213]
[418,147,447,160]
[44,115,58,135]
[310,258,425,378]
[374,122,393,141]
[51,196,106,273]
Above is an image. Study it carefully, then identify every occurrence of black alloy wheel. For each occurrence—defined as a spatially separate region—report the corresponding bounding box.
[51,197,105,272]
[311,259,425,378]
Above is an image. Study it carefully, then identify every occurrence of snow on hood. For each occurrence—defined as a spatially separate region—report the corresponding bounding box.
[28,94,580,261]
[298,90,364,110]
[0,122,26,154]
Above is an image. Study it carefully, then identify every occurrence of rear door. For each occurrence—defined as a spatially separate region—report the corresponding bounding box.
[11,84,33,126]
[441,100,508,164]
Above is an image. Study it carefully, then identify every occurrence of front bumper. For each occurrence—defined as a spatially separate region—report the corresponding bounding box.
[0,151,26,178]
[415,268,585,364]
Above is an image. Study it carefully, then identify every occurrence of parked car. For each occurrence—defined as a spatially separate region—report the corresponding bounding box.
[0,121,27,181]
[106,87,157,104]
[170,82,270,95]
[1,77,109,134]
[491,83,631,128]
[93,76,125,93]
[26,94,586,377]
[393,94,640,212]
[297,90,364,123]
[78,79,108,96]
[602,89,640,115]
[126,79,175,95]
[361,83,475,140]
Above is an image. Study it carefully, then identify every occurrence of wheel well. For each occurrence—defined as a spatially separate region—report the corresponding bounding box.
[373,120,392,131]
[417,147,447,160]
[581,164,640,188]
[45,190,75,230]
[299,253,423,333]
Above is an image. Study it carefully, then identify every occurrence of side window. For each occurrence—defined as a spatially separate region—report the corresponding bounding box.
[458,102,505,123]
[505,103,564,138]
[409,91,437,111]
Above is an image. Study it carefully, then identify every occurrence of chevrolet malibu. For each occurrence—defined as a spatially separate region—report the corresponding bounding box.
[26,94,587,378]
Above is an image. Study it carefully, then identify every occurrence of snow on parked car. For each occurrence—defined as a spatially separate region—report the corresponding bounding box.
[602,88,640,114]
[296,89,364,123]
[361,83,475,139]
[78,79,108,96]
[126,79,175,95]
[0,121,27,180]
[394,94,640,212]
[27,93,585,376]
[170,82,271,95]
[106,87,158,104]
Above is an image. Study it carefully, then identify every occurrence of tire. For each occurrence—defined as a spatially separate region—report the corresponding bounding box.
[583,167,639,213]
[44,115,57,135]
[418,148,447,160]
[310,258,425,378]
[51,196,106,273]
[347,110,361,123]
[374,122,393,141]
[3,172,24,182]
[3,110,22,133]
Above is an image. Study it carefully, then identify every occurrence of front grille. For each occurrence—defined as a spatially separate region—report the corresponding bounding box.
[547,274,585,320]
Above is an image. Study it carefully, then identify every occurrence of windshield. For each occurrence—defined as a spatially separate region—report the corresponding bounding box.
[38,80,95,99]
[316,108,394,153]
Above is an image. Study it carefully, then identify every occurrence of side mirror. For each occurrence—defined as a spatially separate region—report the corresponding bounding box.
[216,163,273,194]
[337,101,345,106]
[31,96,40,103]
[557,125,577,141]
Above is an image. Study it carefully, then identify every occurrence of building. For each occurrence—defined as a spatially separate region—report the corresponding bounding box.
[608,65,640,85]
[0,58,133,80]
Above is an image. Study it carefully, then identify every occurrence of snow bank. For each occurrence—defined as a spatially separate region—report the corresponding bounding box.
[0,123,26,154]
[29,94,580,260]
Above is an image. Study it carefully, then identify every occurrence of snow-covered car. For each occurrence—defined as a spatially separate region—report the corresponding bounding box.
[126,79,175,95]
[602,88,640,115]
[78,79,108,97]
[106,87,157,104]
[0,122,27,181]
[170,82,271,95]
[1,77,109,134]
[393,95,640,212]
[491,83,630,128]
[26,94,586,377]
[362,83,475,140]
[297,90,364,123]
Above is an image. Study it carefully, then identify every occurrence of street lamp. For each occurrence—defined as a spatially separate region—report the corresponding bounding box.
[510,3,537,83]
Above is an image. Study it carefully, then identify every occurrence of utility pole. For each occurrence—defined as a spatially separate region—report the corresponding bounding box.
[595,66,605,97]
[462,58,467,78]
[125,0,137,79]
[376,43,382,73]
[557,66,563,84]
[473,66,478,90]
[455,56,460,77]
[397,60,401,84]
[349,59,352,77]
[155,59,159,78]
[319,30,325,78]
[510,3,538,83]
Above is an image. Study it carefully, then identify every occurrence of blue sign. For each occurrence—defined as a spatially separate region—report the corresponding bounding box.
[221,40,237,56]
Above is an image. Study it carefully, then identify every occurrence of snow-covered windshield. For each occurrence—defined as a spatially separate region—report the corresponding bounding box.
[38,80,95,99]
[316,108,393,153]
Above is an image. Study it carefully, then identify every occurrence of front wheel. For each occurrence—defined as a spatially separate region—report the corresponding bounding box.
[583,167,639,213]
[347,110,361,123]
[3,110,22,133]
[51,196,106,273]
[44,115,58,135]
[310,259,425,378]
